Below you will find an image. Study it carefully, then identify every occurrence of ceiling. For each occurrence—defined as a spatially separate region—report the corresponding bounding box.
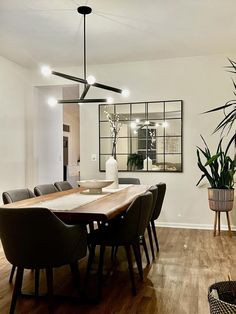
[0,0,235,68]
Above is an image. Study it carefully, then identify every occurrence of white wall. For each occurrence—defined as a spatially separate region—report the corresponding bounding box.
[0,56,64,200]
[0,56,31,196]
[31,54,236,228]
[33,86,63,185]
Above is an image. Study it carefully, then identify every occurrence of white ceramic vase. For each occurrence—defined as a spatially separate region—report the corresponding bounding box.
[105,156,119,189]
[143,157,152,170]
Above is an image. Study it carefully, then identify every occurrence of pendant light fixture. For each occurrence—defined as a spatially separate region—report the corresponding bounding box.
[41,6,129,105]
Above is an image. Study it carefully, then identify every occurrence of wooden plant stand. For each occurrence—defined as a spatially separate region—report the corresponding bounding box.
[208,188,234,237]
[213,210,232,237]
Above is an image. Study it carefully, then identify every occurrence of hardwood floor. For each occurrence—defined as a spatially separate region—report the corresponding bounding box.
[1,227,236,314]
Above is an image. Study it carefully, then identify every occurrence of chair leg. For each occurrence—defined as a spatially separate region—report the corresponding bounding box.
[10,267,24,314]
[132,243,143,281]
[97,245,106,301]
[141,236,150,265]
[34,268,40,296]
[70,261,80,288]
[89,222,94,233]
[46,267,54,312]
[147,224,155,260]
[111,245,119,261]
[226,212,232,237]
[84,243,96,289]
[151,220,159,252]
[124,245,136,296]
[9,265,16,283]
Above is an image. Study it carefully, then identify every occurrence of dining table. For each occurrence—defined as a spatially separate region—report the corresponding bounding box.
[2,184,150,224]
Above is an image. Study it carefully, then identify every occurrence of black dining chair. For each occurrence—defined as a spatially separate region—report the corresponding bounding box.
[54,181,73,192]
[2,188,35,283]
[85,191,153,299]
[0,207,87,314]
[34,184,58,196]
[150,183,166,252]
[2,188,35,205]
[111,185,157,264]
[118,178,140,185]
[145,185,158,260]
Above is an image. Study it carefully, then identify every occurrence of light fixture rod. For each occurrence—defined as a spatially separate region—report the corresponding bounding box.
[52,71,86,84]
[93,82,123,94]
[52,70,122,94]
[80,85,90,99]
[83,12,87,84]
[58,98,108,104]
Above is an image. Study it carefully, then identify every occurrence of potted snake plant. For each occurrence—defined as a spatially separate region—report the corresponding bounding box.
[196,135,235,212]
[198,59,236,215]
[127,153,143,171]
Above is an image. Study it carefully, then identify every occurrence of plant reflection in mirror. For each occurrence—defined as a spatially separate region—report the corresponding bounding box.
[104,110,122,159]
[148,129,156,150]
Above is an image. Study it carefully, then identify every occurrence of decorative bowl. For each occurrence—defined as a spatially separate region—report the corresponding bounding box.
[77,179,114,194]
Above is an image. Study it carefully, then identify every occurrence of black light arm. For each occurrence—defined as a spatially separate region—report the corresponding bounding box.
[58,98,108,104]
[80,85,90,99]
[52,71,86,84]
[93,82,123,94]
[52,70,123,94]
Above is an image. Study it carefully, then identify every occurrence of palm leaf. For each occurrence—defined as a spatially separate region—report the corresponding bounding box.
[214,109,236,131]
[225,133,236,155]
[203,100,236,114]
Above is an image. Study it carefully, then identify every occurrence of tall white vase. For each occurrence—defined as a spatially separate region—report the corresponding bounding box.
[143,157,152,170]
[106,156,119,189]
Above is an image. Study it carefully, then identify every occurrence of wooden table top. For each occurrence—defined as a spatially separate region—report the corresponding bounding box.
[2,185,149,223]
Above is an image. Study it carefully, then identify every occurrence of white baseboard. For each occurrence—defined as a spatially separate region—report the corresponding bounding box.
[155,221,236,231]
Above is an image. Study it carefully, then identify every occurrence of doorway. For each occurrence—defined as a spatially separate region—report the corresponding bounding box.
[63,136,68,180]
[62,85,80,186]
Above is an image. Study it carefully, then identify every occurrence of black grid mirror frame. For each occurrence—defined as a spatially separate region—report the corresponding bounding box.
[99,100,183,173]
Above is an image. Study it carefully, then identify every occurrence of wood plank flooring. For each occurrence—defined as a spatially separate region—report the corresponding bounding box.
[1,227,236,314]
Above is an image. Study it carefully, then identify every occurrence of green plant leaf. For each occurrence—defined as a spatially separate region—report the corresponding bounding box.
[203,100,236,114]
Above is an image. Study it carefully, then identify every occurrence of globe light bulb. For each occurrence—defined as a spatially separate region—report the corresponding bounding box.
[87,75,96,85]
[106,97,113,104]
[162,121,169,128]
[133,130,138,134]
[145,120,150,125]
[155,123,160,127]
[121,89,129,97]
[47,97,58,107]
[135,118,140,123]
[131,122,137,129]
[41,66,52,77]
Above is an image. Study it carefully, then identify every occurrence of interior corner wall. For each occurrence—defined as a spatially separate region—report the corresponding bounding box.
[0,56,30,199]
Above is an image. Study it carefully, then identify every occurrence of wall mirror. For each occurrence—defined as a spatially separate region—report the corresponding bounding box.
[99,100,183,172]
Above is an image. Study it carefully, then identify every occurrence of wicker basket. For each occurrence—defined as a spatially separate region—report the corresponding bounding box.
[208,281,236,313]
